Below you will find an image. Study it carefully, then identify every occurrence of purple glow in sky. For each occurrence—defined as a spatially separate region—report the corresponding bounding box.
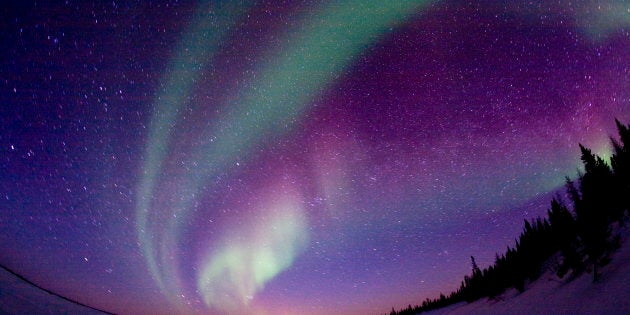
[1,1,628,314]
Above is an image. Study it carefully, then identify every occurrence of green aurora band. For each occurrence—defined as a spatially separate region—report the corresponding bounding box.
[135,0,252,302]
[576,0,630,40]
[196,196,309,313]
[135,0,434,312]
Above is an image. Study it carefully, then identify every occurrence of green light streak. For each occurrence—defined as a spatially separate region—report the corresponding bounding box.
[195,1,432,183]
[167,0,435,235]
[135,0,251,299]
[190,1,433,308]
[136,0,434,310]
[577,0,629,41]
[197,202,308,313]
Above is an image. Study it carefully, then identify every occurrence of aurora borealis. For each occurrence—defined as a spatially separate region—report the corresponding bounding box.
[1,1,628,314]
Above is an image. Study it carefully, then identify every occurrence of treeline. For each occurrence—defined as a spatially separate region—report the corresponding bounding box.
[389,119,630,315]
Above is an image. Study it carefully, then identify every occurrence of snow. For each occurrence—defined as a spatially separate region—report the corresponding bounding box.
[0,267,105,314]
[422,225,630,315]
[1,228,628,315]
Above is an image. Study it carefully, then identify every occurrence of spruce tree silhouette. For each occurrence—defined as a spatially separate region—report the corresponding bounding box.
[547,197,580,277]
[574,144,614,281]
[388,120,630,314]
[611,119,630,222]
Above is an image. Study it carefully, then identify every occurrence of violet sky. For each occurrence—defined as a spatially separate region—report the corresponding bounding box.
[1,1,628,314]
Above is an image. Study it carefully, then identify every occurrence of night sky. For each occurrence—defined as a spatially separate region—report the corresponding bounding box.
[1,1,628,314]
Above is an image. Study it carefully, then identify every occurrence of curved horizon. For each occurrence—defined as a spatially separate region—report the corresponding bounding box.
[1,1,628,314]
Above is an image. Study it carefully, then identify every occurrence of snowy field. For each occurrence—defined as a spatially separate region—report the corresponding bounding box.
[0,266,105,315]
[1,229,628,315]
[423,226,630,315]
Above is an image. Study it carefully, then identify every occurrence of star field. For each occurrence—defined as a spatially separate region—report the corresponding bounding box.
[1,1,628,314]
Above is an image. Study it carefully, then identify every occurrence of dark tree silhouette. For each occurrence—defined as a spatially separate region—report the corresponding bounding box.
[571,145,614,280]
[611,119,630,222]
[388,120,630,315]
[547,197,580,277]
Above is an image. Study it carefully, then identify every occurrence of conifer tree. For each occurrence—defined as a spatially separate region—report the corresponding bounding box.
[389,120,630,314]
[611,119,630,221]
[547,197,580,277]
[574,145,613,281]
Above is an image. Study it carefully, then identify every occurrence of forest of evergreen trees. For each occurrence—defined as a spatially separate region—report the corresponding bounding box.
[390,119,630,315]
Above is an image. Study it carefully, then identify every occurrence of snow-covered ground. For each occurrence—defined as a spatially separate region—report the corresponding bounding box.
[0,266,105,314]
[423,226,630,315]
[1,229,628,315]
